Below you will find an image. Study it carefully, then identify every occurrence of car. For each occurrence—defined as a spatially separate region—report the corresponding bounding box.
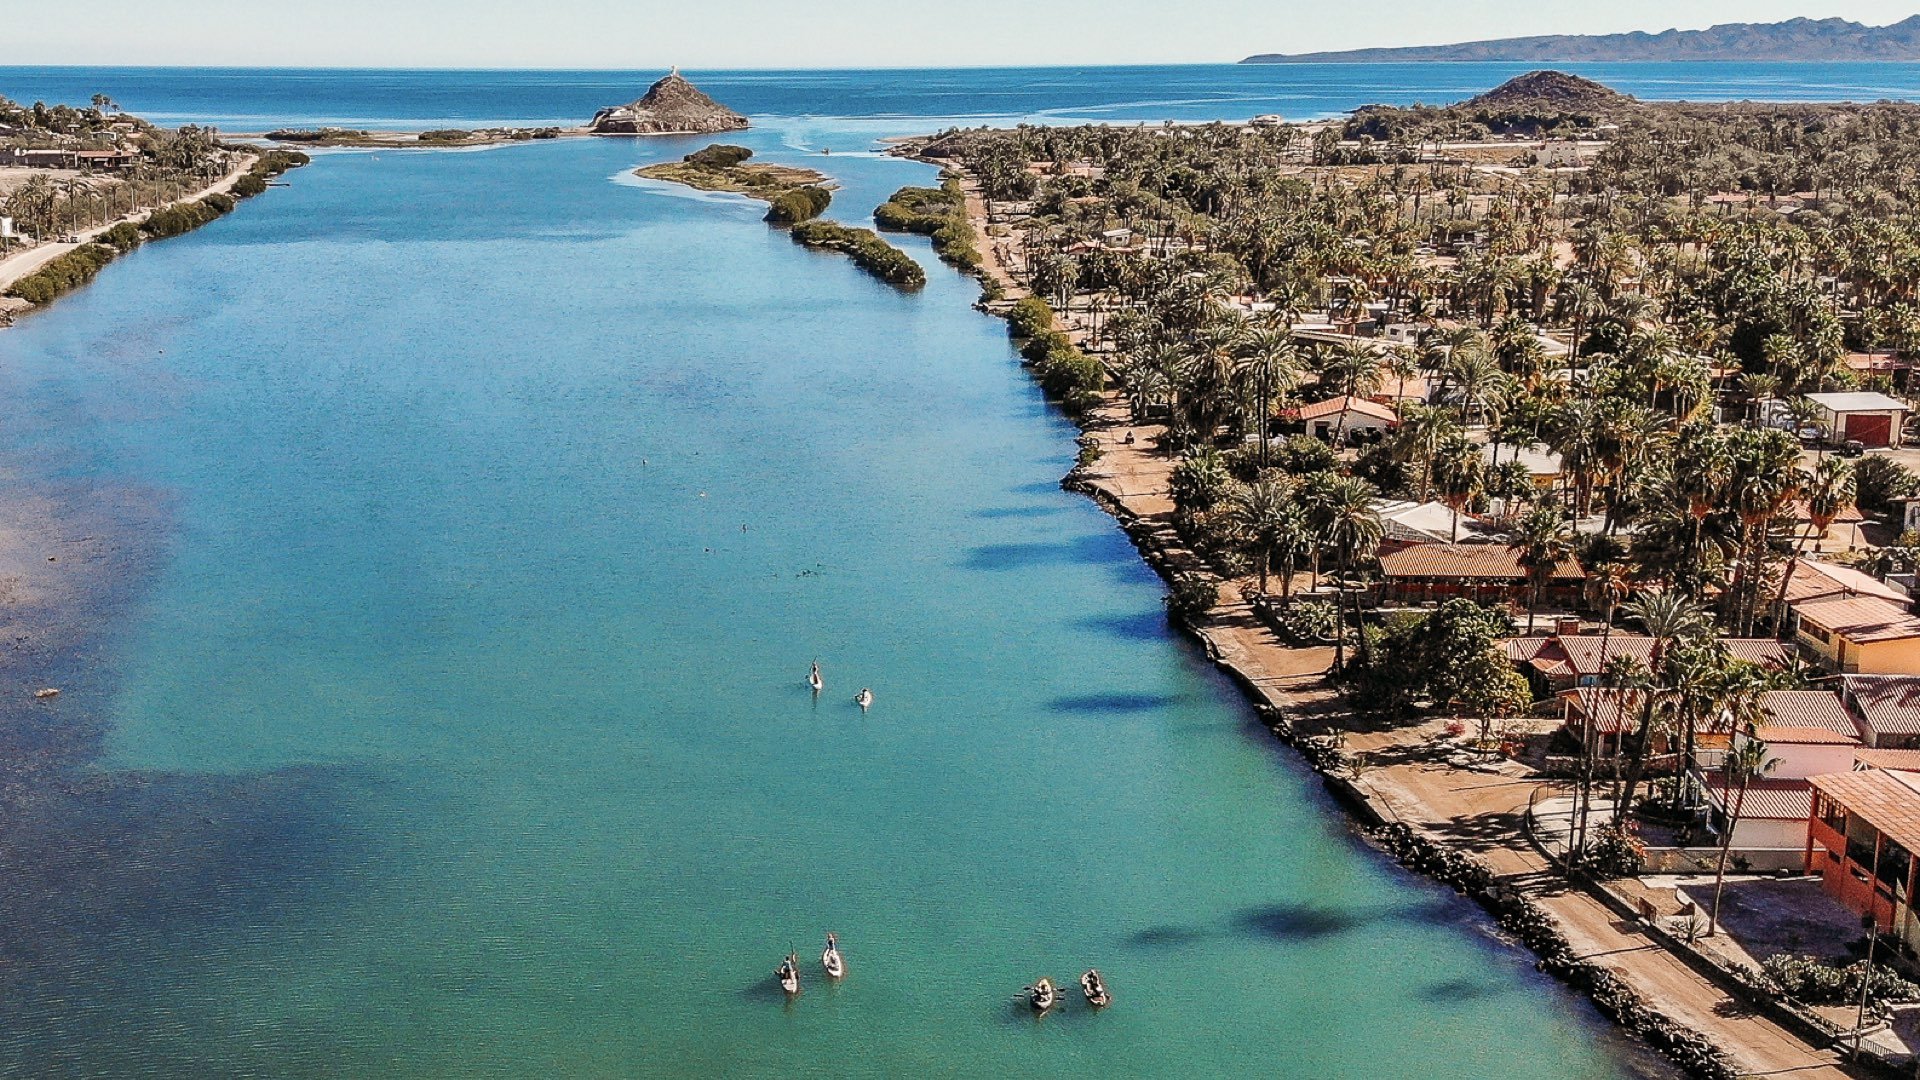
[1840,439,1867,458]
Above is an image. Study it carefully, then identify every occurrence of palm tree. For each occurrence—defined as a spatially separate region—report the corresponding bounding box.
[1238,329,1299,466]
[1231,477,1300,596]
[1307,475,1382,674]
[1432,434,1482,542]
[1708,732,1779,936]
[1614,591,1711,825]
[1510,503,1573,633]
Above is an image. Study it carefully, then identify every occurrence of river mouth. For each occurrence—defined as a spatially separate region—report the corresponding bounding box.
[0,74,1714,1075]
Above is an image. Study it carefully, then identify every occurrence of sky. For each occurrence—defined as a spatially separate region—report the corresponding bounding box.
[10,1,1920,68]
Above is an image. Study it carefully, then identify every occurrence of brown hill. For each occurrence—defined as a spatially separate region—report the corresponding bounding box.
[1464,71,1634,111]
[589,71,748,136]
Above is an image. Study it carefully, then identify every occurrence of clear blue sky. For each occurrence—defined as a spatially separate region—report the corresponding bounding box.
[14,1,1920,67]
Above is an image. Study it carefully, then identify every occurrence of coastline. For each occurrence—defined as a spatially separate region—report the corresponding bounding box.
[0,152,262,324]
[935,161,1860,1080]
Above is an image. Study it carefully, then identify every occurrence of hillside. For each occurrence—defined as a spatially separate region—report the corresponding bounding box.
[1243,15,1920,63]
[588,70,748,136]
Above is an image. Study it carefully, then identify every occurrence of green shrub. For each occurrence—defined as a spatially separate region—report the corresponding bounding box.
[230,171,268,197]
[417,129,471,143]
[201,192,235,215]
[1763,953,1920,1005]
[686,144,753,169]
[874,182,980,272]
[1277,599,1342,644]
[1167,573,1220,619]
[1005,296,1056,339]
[788,220,925,288]
[764,185,832,226]
[141,199,222,239]
[4,243,116,304]
[99,221,143,252]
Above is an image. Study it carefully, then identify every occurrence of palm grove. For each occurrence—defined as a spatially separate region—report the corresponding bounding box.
[920,73,1920,804]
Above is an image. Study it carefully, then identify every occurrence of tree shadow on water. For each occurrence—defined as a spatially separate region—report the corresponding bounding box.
[1046,692,1181,716]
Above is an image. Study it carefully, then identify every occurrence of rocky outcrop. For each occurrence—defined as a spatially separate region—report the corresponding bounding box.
[588,71,748,136]
[1464,71,1635,111]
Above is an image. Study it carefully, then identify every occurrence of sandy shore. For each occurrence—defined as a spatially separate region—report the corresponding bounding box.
[942,161,1857,1078]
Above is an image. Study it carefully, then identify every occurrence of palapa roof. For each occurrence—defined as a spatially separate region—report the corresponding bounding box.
[1381,543,1580,581]
[1809,768,1920,852]
[1796,594,1920,643]
[1703,774,1813,821]
[1296,395,1399,424]
[1841,675,1920,737]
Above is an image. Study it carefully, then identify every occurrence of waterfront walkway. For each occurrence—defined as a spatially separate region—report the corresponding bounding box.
[0,154,257,304]
[1069,400,1855,1079]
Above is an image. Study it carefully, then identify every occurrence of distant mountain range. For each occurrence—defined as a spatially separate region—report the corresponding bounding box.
[1242,16,1920,63]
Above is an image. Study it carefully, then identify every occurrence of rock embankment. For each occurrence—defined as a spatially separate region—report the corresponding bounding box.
[589,71,748,135]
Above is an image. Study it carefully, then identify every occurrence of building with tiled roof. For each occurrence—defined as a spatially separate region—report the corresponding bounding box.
[1839,675,1920,748]
[1778,559,1909,608]
[1293,395,1398,441]
[1807,767,1920,942]
[1380,543,1581,607]
[1854,748,1920,772]
[1794,594,1920,675]
[1703,772,1814,851]
[1509,632,1789,693]
[1733,690,1863,782]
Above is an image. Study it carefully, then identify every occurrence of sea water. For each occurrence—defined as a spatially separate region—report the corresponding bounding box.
[5,63,1882,1075]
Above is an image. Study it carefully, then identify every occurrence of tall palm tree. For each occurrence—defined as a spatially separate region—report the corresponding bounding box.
[1307,475,1383,674]
[1432,434,1483,543]
[1238,328,1299,466]
[1614,591,1711,825]
[1708,732,1779,936]
[1510,502,1574,633]
[1231,477,1300,596]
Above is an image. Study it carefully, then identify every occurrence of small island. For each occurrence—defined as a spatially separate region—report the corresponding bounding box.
[589,69,748,135]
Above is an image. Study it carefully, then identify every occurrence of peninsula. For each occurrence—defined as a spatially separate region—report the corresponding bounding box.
[589,70,748,135]
[1244,14,1920,63]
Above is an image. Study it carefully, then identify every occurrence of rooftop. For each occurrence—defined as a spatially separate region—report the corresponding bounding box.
[1796,594,1920,643]
[1804,391,1911,413]
[1841,675,1920,736]
[1758,690,1860,740]
[1781,560,1908,607]
[1381,543,1580,581]
[1809,768,1920,853]
[1703,773,1814,821]
[1855,748,1920,772]
[1295,395,1399,424]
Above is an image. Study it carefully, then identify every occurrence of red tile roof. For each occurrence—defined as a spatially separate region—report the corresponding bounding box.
[1511,633,1788,680]
[1855,749,1920,772]
[1560,687,1647,734]
[1841,676,1920,736]
[1786,501,1865,524]
[1796,595,1920,643]
[1296,395,1399,424]
[1703,774,1814,820]
[1758,691,1860,739]
[1809,769,1920,852]
[1781,560,1909,607]
[1382,544,1580,581]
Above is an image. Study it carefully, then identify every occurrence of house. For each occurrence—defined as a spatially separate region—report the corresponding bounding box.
[1507,632,1789,693]
[1557,686,1648,761]
[1780,559,1909,609]
[1855,748,1920,772]
[1793,594,1920,674]
[1805,768,1920,947]
[1380,543,1581,607]
[1703,772,1815,853]
[1480,443,1563,490]
[1294,395,1398,442]
[1736,690,1862,779]
[1804,391,1910,449]
[1374,499,1486,552]
[1839,675,1920,748]
[73,148,138,172]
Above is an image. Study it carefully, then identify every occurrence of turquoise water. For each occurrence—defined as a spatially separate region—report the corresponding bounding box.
[0,77,1693,1076]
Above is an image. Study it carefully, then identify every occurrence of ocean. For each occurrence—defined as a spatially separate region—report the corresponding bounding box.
[4,62,1903,1077]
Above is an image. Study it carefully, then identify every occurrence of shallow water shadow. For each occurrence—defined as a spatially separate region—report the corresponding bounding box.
[1128,923,1210,949]
[972,505,1064,520]
[1419,976,1505,1002]
[962,534,1135,572]
[1047,692,1180,716]
[1232,902,1370,941]
[1009,480,1064,497]
[1075,610,1169,642]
